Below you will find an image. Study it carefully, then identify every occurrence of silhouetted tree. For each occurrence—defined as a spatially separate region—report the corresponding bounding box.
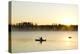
[10,22,78,31]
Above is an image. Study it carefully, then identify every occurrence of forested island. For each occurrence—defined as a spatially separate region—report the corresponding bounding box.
[9,22,78,31]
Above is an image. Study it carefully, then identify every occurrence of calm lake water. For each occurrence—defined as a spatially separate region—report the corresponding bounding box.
[11,31,78,53]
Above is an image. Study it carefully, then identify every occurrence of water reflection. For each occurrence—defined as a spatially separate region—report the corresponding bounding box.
[11,31,77,53]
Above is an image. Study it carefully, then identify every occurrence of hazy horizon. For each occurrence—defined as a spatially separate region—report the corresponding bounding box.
[10,1,78,53]
[12,1,78,25]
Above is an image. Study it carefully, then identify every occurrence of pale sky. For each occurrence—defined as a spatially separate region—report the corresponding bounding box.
[12,1,78,25]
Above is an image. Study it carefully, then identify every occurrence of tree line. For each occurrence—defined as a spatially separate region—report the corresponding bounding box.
[9,22,78,31]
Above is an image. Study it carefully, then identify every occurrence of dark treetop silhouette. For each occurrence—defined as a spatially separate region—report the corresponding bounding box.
[9,22,78,31]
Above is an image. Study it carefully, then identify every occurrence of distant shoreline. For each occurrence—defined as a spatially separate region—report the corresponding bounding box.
[9,22,78,32]
[11,29,78,32]
[10,29,78,32]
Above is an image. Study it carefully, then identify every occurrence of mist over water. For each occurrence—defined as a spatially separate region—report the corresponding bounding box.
[11,31,77,53]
